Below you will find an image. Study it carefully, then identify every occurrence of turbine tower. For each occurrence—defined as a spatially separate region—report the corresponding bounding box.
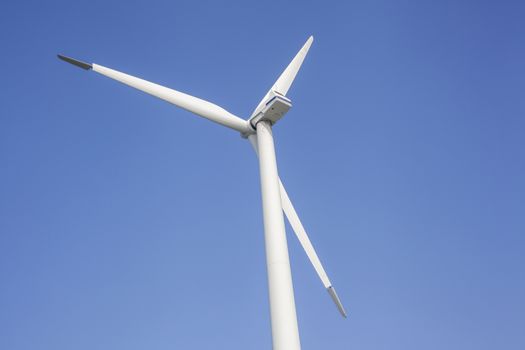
[58,36,346,350]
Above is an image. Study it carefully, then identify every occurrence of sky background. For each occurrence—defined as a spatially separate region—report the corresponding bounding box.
[1,0,524,349]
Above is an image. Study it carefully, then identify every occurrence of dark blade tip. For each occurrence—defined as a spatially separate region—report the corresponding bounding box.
[57,54,92,70]
[327,286,348,318]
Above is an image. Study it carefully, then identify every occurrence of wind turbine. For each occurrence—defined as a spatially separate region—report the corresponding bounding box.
[58,36,346,350]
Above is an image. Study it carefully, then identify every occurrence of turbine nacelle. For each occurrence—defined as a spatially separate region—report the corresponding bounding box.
[248,91,292,130]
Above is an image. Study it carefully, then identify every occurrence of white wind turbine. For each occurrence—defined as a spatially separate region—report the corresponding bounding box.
[58,36,346,350]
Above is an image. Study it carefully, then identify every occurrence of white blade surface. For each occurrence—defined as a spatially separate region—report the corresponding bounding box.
[248,135,347,317]
[92,64,251,133]
[57,55,251,134]
[250,36,314,118]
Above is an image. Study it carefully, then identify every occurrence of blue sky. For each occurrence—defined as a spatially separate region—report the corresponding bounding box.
[1,0,524,349]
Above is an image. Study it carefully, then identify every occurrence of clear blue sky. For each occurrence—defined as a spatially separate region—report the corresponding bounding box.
[1,1,524,349]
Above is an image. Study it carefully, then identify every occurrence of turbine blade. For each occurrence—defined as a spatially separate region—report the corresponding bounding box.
[248,135,347,318]
[279,179,347,318]
[57,55,252,134]
[250,36,314,118]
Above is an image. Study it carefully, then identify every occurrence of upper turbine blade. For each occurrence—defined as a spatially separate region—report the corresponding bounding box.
[57,55,252,134]
[250,36,314,118]
[271,36,313,96]
[248,135,347,318]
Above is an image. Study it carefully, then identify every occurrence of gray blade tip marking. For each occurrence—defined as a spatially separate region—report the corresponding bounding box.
[57,54,92,70]
[327,286,347,318]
